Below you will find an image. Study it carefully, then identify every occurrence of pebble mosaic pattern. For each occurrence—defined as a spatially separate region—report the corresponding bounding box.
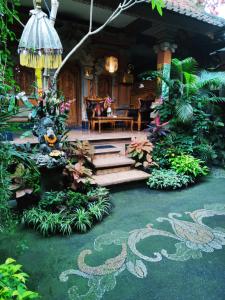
[59,203,225,300]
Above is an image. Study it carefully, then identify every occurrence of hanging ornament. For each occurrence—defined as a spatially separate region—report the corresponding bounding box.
[18,0,63,69]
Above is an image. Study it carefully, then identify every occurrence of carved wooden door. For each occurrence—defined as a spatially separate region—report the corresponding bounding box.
[98,75,112,98]
[15,66,35,96]
[58,65,81,126]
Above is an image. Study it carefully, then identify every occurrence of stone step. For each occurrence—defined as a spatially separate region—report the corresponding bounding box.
[96,165,131,175]
[94,144,122,159]
[94,144,121,154]
[93,156,135,169]
[93,169,150,186]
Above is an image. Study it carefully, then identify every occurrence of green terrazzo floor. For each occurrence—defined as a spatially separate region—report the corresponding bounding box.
[1,170,225,300]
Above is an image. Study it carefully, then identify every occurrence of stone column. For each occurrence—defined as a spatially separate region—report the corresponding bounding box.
[153,42,177,101]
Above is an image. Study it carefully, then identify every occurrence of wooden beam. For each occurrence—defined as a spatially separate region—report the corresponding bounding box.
[124,18,152,34]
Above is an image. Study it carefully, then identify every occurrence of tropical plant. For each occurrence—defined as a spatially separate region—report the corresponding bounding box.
[170,154,209,177]
[22,208,70,236]
[147,169,193,190]
[38,191,67,210]
[89,199,111,220]
[74,208,92,232]
[193,143,217,163]
[0,1,33,135]
[66,140,94,163]
[87,187,109,201]
[142,57,225,123]
[10,163,40,199]
[66,191,89,208]
[0,143,38,230]
[30,87,70,138]
[22,187,111,236]
[0,258,39,299]
[0,1,36,230]
[127,137,155,168]
[145,115,170,143]
[64,161,93,190]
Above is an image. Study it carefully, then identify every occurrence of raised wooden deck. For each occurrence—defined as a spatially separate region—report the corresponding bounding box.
[13,129,148,144]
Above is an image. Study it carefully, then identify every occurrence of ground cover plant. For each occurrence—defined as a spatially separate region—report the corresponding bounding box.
[147,169,193,190]
[0,258,39,300]
[22,187,111,236]
[170,154,209,178]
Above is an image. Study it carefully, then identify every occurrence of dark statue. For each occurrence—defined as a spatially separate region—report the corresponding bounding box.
[32,116,66,168]
[33,116,63,154]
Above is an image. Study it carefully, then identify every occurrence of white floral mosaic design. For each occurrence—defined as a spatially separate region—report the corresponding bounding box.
[59,203,225,299]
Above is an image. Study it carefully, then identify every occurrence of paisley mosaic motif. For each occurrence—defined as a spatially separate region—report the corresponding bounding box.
[211,168,225,179]
[59,204,225,300]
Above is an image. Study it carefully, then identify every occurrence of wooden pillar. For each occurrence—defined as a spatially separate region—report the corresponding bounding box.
[154,42,177,101]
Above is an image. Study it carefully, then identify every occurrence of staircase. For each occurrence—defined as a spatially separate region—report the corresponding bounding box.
[92,144,149,187]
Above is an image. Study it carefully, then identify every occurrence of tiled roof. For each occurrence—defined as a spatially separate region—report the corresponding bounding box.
[164,0,225,27]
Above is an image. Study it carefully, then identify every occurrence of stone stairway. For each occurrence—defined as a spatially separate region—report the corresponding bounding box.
[92,144,149,186]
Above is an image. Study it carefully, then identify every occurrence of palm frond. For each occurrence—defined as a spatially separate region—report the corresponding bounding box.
[207,97,225,103]
[197,70,225,89]
[172,57,198,79]
[175,102,193,122]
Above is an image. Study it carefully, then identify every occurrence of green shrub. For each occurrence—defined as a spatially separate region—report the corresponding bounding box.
[87,187,109,201]
[88,199,111,221]
[147,169,193,190]
[37,191,66,210]
[170,154,209,177]
[0,258,39,299]
[22,208,73,236]
[193,143,217,163]
[22,188,111,236]
[66,191,89,208]
[74,208,92,232]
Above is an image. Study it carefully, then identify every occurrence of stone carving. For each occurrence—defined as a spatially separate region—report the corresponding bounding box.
[32,116,66,168]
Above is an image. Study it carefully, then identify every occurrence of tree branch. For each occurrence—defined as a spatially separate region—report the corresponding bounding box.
[89,0,94,32]
[54,0,148,79]
[50,0,59,26]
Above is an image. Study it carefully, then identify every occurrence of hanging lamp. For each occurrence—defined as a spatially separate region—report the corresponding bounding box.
[105,56,118,74]
[18,0,63,69]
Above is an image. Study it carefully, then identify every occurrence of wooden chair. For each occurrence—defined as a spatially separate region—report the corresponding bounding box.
[127,94,155,131]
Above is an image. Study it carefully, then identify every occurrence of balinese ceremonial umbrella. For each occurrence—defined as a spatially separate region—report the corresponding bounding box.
[18,0,63,69]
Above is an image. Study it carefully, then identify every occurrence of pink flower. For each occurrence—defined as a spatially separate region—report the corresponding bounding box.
[60,101,71,113]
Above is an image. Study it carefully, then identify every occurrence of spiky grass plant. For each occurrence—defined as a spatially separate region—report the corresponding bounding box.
[22,187,111,236]
[74,208,92,232]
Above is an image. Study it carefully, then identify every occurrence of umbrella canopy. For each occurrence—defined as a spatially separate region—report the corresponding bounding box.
[18,5,63,69]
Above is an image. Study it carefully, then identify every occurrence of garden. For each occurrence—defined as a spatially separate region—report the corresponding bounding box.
[1,0,225,299]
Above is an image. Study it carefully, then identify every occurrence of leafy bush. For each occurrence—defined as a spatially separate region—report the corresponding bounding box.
[66,140,94,163]
[87,187,109,201]
[88,199,111,221]
[10,163,40,199]
[66,191,89,208]
[22,208,74,236]
[0,143,38,230]
[0,258,39,299]
[38,191,67,209]
[22,188,111,236]
[127,137,155,168]
[147,169,193,190]
[64,161,93,191]
[193,143,217,163]
[170,155,209,177]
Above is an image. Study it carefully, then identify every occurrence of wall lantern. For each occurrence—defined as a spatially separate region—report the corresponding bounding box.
[84,66,94,79]
[122,64,134,84]
[18,0,63,69]
[105,56,118,74]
